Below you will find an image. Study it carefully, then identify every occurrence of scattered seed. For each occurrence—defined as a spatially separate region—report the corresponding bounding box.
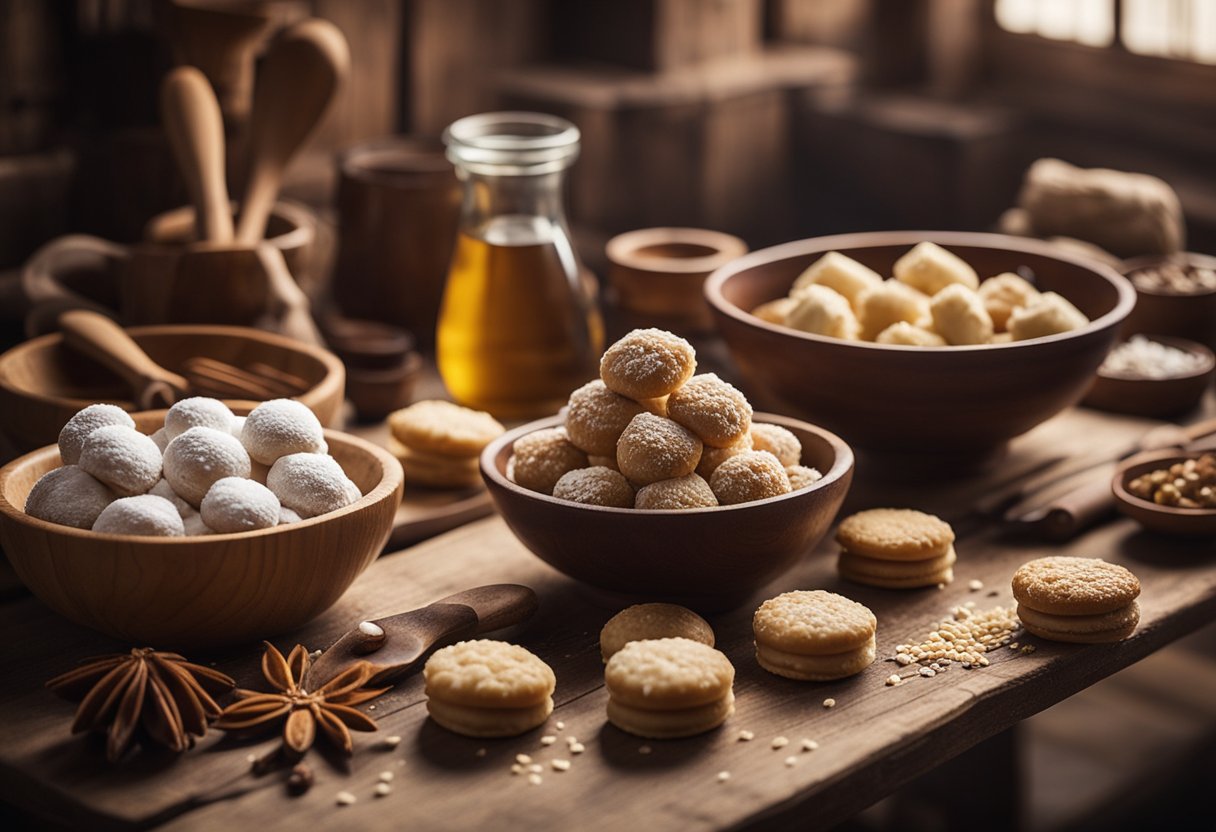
[937,583,946,590]
[968,579,984,591]
[555,721,565,731]
[885,674,902,686]
[639,745,652,755]
[378,771,394,783]
[511,764,523,775]
[570,742,586,754]
[771,736,789,749]
[784,756,798,767]
[336,791,357,806]
[801,739,819,752]
[551,759,571,772]
[919,667,936,678]
[540,735,557,746]
[368,705,376,711]
[515,753,532,765]
[528,773,543,786]
[1021,644,1036,654]
[895,653,914,666]
[381,735,402,749]
[738,730,755,741]
[528,764,543,774]
[823,698,836,709]
[717,771,731,783]
[374,782,391,797]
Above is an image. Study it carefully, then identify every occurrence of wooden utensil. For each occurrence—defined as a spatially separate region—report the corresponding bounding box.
[58,310,190,410]
[160,66,234,243]
[236,18,349,244]
[304,584,538,688]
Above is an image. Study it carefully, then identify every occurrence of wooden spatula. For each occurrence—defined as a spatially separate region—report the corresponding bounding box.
[59,310,191,410]
[160,66,234,243]
[235,18,349,243]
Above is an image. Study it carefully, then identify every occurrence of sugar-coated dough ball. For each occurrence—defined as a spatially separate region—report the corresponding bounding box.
[164,426,251,506]
[279,506,303,525]
[25,465,113,529]
[695,433,752,479]
[511,427,589,495]
[183,513,214,536]
[874,321,945,346]
[792,251,883,308]
[201,476,281,533]
[786,465,823,490]
[164,397,235,441]
[751,297,796,325]
[229,415,246,439]
[58,404,134,465]
[240,398,326,465]
[787,284,861,340]
[267,452,359,519]
[1008,292,1089,341]
[750,423,801,467]
[149,478,193,519]
[92,494,184,537]
[930,284,994,346]
[552,467,635,508]
[857,280,931,341]
[894,241,979,295]
[710,450,791,506]
[564,379,645,456]
[600,329,697,400]
[666,373,752,449]
[635,473,718,510]
[78,424,162,496]
[979,273,1041,331]
[616,413,703,486]
[151,428,170,453]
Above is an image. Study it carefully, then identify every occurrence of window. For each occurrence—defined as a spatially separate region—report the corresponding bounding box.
[995,0,1216,63]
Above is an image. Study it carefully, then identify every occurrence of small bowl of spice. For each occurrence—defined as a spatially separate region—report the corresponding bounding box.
[1121,252,1216,348]
[1083,335,1214,417]
[1113,450,1216,536]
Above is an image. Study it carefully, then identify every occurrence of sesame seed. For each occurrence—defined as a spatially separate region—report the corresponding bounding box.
[540,735,557,746]
[919,667,936,677]
[378,771,393,782]
[968,579,984,591]
[555,721,566,731]
[823,698,836,709]
[368,705,376,711]
[784,756,798,767]
[771,736,789,749]
[738,730,755,741]
[570,742,586,754]
[895,653,914,666]
[515,753,532,765]
[528,773,543,786]
[336,791,356,806]
[886,674,902,686]
[528,764,543,774]
[717,771,731,783]
[511,764,523,775]
[1021,644,1036,654]
[801,739,818,751]
[374,783,391,797]
[565,735,579,745]
[551,759,571,772]
[382,735,402,749]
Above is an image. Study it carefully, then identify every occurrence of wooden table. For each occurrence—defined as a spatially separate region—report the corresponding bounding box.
[1,396,1214,831]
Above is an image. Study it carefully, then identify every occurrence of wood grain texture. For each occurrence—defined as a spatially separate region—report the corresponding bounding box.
[0,403,1213,830]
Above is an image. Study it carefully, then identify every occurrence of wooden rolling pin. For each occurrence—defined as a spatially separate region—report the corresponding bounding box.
[160,66,234,243]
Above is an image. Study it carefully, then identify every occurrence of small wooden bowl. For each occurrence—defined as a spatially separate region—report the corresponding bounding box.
[607,227,747,332]
[0,412,404,648]
[706,231,1135,456]
[1082,336,1215,417]
[1112,450,1216,536]
[0,324,345,454]
[481,413,854,610]
[1120,252,1216,349]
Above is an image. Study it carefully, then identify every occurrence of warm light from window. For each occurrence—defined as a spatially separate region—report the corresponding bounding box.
[995,0,1114,47]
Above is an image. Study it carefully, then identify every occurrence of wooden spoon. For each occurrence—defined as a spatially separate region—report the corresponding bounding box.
[160,66,234,243]
[235,18,349,243]
[59,310,191,410]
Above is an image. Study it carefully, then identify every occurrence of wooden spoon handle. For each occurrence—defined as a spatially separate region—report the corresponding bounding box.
[59,310,191,409]
[434,584,540,634]
[161,66,233,243]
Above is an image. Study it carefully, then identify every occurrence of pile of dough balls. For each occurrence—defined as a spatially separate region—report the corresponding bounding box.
[24,397,358,537]
[751,242,1089,346]
[507,328,824,509]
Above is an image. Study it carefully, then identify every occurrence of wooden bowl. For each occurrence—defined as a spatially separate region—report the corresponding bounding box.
[0,411,404,648]
[1120,252,1216,349]
[1112,450,1216,536]
[481,413,854,610]
[1082,336,1215,417]
[0,324,345,454]
[705,231,1136,455]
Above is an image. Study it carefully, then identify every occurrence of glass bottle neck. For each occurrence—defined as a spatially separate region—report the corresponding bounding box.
[456,169,569,242]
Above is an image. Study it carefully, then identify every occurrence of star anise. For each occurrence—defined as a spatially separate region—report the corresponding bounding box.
[214,642,388,758]
[46,648,235,762]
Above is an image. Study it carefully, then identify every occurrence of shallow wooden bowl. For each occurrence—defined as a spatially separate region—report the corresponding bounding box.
[1112,451,1216,537]
[705,231,1136,456]
[481,413,853,610]
[1082,336,1215,418]
[0,324,345,454]
[0,412,403,648]
[1120,252,1216,349]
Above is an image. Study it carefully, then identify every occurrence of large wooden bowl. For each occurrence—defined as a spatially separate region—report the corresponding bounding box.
[0,324,345,454]
[0,413,403,649]
[705,231,1136,455]
[481,413,853,610]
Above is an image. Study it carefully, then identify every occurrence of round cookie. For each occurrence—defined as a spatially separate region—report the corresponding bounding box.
[634,473,718,510]
[600,604,715,662]
[695,433,752,479]
[58,404,135,466]
[389,400,505,458]
[164,397,235,441]
[511,427,589,495]
[753,590,876,656]
[1011,556,1140,616]
[838,547,957,589]
[709,450,791,506]
[599,329,697,400]
[755,636,877,682]
[835,508,955,561]
[388,436,483,489]
[616,413,703,486]
[266,452,359,518]
[163,426,251,506]
[604,638,734,738]
[78,425,163,497]
[200,476,281,533]
[92,494,185,537]
[424,639,555,738]
[564,379,645,456]
[24,466,113,530]
[606,693,735,740]
[552,466,634,508]
[749,423,801,467]
[1017,602,1140,644]
[240,398,326,465]
[786,465,823,491]
[666,373,752,449]
[425,697,554,739]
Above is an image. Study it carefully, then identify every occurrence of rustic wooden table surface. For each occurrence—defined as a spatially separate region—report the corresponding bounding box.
[1,388,1214,831]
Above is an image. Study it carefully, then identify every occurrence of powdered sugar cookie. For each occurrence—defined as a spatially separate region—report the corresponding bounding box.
[616,413,702,486]
[388,400,504,458]
[600,329,697,400]
[1011,556,1140,616]
[604,638,734,738]
[666,373,752,449]
[424,640,555,737]
[709,450,791,506]
[749,423,801,467]
[564,379,645,456]
[785,465,823,491]
[695,433,752,479]
[634,473,718,510]
[552,466,634,508]
[600,604,715,661]
[753,590,877,681]
[511,427,589,495]
[835,508,954,561]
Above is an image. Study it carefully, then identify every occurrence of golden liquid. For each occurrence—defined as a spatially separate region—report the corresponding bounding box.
[437,218,603,419]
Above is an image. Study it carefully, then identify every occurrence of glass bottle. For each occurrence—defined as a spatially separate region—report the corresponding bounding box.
[437,112,603,420]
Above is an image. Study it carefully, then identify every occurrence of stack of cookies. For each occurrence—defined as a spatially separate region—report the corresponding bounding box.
[604,638,735,738]
[835,508,957,589]
[599,603,715,662]
[423,639,555,737]
[752,590,877,681]
[387,400,504,489]
[1012,556,1141,643]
